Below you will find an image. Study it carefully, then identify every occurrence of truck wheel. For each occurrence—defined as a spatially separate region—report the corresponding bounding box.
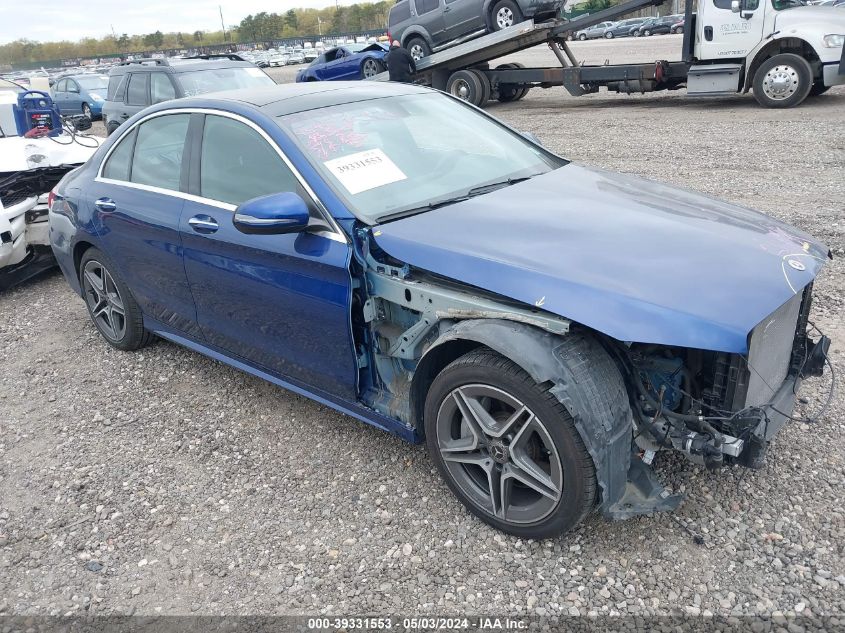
[605,31,614,39]
[495,63,521,102]
[470,69,491,104]
[752,53,813,108]
[424,345,600,539]
[79,248,153,351]
[808,82,830,97]
[447,70,485,106]
[578,33,587,40]
[405,37,430,61]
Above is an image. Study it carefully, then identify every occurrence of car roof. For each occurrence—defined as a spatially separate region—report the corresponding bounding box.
[108,59,253,75]
[185,82,431,116]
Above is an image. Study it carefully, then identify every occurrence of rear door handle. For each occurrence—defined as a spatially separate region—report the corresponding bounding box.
[188,215,219,234]
[94,197,116,212]
[704,26,713,41]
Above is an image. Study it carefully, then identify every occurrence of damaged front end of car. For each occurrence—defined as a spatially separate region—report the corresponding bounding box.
[350,225,832,522]
[0,165,82,290]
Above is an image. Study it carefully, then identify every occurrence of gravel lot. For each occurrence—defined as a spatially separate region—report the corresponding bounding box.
[1,35,843,620]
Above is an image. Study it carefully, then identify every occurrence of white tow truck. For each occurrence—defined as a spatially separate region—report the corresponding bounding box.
[393,0,845,108]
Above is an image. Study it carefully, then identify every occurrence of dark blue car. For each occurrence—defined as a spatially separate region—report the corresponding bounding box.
[296,43,388,82]
[48,83,831,538]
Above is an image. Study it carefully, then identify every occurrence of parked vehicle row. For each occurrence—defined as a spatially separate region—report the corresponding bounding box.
[573,13,684,40]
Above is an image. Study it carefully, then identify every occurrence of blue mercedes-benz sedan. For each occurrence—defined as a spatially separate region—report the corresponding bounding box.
[48,82,832,538]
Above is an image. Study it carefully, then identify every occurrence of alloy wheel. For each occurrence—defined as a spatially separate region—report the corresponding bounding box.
[363,59,380,78]
[82,260,126,342]
[409,44,425,60]
[496,7,515,28]
[435,384,563,524]
[83,103,92,118]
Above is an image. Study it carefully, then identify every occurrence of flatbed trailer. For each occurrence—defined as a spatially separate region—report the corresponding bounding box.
[375,0,845,108]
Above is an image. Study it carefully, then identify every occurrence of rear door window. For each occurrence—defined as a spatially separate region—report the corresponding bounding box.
[55,79,67,92]
[130,114,190,191]
[415,0,440,14]
[126,73,149,106]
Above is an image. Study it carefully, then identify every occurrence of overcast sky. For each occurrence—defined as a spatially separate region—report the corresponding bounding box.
[0,0,345,45]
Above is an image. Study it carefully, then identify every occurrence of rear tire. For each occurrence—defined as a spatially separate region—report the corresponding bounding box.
[106,121,120,135]
[643,29,652,36]
[79,248,153,351]
[605,31,614,39]
[491,0,523,31]
[752,53,813,108]
[578,33,587,40]
[447,69,485,106]
[424,345,600,539]
[405,37,430,61]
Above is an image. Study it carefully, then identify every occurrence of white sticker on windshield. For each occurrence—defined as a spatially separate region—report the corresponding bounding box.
[245,67,266,77]
[323,149,407,195]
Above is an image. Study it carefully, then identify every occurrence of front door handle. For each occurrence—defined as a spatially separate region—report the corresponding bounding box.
[94,197,116,212]
[188,215,219,234]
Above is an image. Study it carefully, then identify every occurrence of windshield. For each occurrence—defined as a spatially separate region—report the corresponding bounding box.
[176,67,274,97]
[278,93,565,224]
[771,0,806,8]
[76,75,108,90]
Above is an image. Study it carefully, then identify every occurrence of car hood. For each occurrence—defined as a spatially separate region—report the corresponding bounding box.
[372,165,830,353]
[774,4,845,29]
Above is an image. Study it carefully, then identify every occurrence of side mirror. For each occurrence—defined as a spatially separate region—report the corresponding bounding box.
[731,0,741,11]
[233,192,310,234]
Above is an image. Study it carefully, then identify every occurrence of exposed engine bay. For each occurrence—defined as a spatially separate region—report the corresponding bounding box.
[349,228,833,518]
[0,90,99,290]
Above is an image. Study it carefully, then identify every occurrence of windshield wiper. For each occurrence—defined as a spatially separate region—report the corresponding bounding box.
[376,195,470,223]
[466,175,535,197]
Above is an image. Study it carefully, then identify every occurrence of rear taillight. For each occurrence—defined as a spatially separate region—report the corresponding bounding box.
[48,189,56,211]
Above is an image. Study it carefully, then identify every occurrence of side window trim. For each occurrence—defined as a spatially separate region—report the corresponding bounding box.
[94,107,346,242]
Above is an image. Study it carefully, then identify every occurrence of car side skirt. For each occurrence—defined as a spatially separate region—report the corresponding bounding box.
[146,317,420,444]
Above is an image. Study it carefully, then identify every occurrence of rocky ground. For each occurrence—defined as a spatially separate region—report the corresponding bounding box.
[1,35,843,620]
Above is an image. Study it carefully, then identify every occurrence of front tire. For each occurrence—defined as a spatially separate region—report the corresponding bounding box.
[605,31,614,39]
[752,53,813,108]
[424,347,598,539]
[79,248,152,351]
[578,33,587,40]
[82,103,93,119]
[491,0,523,31]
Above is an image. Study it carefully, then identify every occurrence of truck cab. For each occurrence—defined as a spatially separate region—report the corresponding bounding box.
[690,0,845,106]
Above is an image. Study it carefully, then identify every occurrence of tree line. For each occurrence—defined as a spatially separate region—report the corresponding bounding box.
[0,1,391,65]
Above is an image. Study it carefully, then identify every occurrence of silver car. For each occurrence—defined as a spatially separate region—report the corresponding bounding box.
[574,21,615,40]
